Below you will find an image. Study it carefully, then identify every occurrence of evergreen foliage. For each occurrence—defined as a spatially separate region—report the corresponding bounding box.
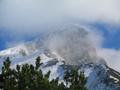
[1,57,87,90]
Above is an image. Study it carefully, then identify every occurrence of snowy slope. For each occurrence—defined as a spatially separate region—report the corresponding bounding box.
[0,27,120,90]
[0,43,120,90]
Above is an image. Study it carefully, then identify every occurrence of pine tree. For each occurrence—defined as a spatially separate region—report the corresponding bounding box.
[1,57,87,90]
[35,56,42,70]
[2,57,17,90]
[64,68,87,90]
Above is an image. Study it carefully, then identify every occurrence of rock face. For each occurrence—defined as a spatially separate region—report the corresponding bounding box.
[0,26,120,90]
[86,64,120,90]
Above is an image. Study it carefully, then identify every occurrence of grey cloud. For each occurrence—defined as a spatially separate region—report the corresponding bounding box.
[0,0,120,34]
[44,26,103,65]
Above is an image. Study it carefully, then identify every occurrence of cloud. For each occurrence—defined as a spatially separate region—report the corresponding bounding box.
[0,0,120,33]
[0,0,120,72]
[97,48,120,72]
[44,25,105,65]
[65,0,120,23]
[85,26,120,72]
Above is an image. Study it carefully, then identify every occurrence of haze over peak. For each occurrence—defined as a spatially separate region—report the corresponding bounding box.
[44,26,104,65]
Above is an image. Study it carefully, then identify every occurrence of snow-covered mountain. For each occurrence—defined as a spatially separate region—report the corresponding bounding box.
[0,26,120,90]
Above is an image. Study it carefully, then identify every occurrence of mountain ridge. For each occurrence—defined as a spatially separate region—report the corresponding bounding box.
[0,26,120,90]
[0,42,120,90]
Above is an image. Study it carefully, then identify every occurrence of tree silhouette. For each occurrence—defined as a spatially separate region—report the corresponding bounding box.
[1,56,87,90]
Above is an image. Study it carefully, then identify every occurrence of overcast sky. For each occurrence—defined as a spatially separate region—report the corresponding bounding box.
[0,0,120,31]
[0,0,120,72]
